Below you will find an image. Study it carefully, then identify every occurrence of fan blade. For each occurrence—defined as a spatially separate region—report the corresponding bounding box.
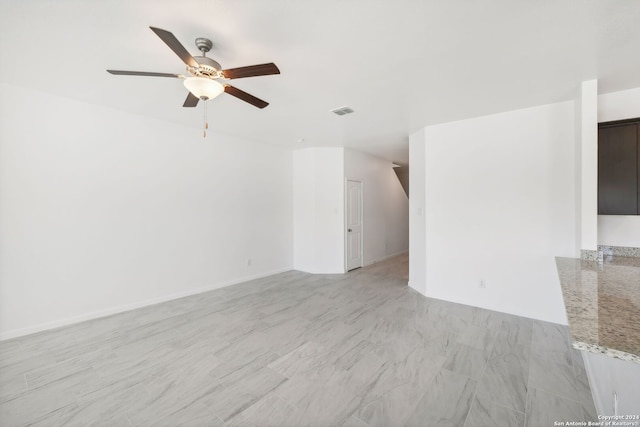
[221,63,280,80]
[224,85,269,109]
[183,92,199,108]
[149,26,198,68]
[107,70,182,78]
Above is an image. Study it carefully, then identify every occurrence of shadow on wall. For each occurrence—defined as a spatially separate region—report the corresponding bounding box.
[393,165,409,197]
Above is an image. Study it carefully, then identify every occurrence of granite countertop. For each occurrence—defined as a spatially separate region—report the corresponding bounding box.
[556,256,640,364]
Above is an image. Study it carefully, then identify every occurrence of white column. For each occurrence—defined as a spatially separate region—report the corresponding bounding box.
[580,79,599,253]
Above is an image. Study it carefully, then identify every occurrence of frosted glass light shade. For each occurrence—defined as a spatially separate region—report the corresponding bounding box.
[183,77,224,100]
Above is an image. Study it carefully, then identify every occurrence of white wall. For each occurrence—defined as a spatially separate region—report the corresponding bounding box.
[409,130,426,293]
[343,149,409,265]
[598,87,640,122]
[597,87,640,248]
[0,83,293,339]
[292,148,344,273]
[292,147,408,274]
[411,101,576,323]
[598,216,640,247]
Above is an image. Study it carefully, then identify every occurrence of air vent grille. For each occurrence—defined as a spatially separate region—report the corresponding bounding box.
[331,106,354,116]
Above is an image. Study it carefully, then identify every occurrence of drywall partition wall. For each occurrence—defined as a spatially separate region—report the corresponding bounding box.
[292,149,317,272]
[292,147,344,274]
[597,86,640,248]
[408,129,426,294]
[580,80,599,254]
[343,148,409,265]
[0,83,293,339]
[412,101,576,323]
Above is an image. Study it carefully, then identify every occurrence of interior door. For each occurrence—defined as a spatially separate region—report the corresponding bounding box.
[346,180,363,271]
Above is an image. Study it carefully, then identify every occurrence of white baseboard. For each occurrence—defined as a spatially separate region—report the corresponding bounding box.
[407,280,423,294]
[0,267,292,341]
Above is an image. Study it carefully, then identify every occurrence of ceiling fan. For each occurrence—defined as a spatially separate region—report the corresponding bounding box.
[107,26,280,110]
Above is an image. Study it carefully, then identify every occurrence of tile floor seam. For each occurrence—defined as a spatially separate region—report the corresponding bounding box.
[523,326,534,427]
[398,362,444,427]
[353,413,371,426]
[461,347,490,427]
[124,412,134,426]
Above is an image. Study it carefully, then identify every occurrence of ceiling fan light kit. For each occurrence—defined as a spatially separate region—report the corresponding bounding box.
[183,77,224,100]
[106,26,280,137]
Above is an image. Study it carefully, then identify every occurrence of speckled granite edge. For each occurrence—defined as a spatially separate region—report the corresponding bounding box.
[572,341,640,364]
[599,245,640,258]
[580,249,598,261]
[557,256,640,365]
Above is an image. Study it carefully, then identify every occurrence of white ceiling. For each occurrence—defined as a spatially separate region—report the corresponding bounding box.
[2,0,640,163]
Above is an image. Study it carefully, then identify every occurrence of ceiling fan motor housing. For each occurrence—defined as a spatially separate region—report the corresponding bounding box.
[190,56,222,78]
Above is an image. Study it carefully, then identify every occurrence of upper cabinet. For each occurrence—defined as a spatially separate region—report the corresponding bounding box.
[598,120,640,215]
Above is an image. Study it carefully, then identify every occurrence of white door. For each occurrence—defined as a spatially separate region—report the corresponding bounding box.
[346,180,363,271]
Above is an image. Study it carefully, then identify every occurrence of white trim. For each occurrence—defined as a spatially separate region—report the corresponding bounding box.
[407,281,421,293]
[0,267,291,341]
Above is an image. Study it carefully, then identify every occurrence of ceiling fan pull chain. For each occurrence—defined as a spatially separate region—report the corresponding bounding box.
[203,100,207,138]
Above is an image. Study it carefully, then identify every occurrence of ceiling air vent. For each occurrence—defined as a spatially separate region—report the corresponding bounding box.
[331,106,354,116]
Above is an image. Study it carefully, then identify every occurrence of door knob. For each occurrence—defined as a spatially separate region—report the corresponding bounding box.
[348,228,352,232]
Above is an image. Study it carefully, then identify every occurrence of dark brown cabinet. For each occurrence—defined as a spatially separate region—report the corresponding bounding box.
[598,120,639,215]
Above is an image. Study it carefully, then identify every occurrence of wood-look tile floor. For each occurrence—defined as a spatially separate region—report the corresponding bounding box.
[0,254,597,426]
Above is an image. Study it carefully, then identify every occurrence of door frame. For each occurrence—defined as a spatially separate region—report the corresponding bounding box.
[344,179,364,272]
